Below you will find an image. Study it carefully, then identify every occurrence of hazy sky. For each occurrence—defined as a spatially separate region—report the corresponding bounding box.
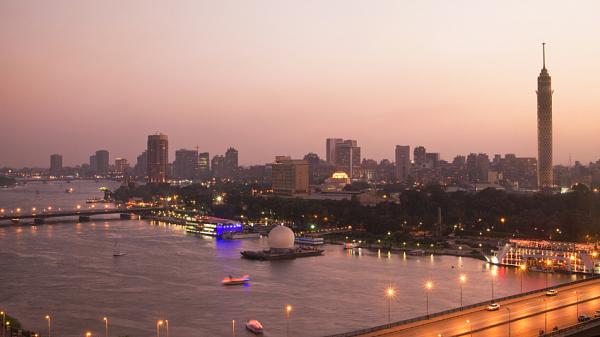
[1,0,599,167]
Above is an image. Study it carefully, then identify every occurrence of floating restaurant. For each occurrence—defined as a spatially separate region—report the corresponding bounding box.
[489,239,600,274]
[185,216,243,237]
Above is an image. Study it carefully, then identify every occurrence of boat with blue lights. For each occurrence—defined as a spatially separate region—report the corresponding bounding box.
[185,216,244,237]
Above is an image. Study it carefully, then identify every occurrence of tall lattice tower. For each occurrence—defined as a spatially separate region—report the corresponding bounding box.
[537,43,553,189]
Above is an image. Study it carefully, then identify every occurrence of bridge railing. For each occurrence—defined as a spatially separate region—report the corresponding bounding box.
[323,275,600,337]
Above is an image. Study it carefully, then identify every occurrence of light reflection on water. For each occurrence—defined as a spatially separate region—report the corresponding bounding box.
[0,182,586,337]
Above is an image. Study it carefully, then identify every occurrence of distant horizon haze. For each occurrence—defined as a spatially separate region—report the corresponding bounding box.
[1,1,599,167]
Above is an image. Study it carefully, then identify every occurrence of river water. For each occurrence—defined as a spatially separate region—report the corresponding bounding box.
[0,181,584,337]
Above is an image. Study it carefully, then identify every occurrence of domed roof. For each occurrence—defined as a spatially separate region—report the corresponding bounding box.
[268,225,295,249]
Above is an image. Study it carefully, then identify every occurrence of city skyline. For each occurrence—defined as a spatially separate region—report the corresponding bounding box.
[2,1,600,167]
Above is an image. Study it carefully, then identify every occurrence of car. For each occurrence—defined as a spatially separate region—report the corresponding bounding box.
[486,303,500,311]
[545,289,558,296]
[578,315,591,322]
[595,310,600,318]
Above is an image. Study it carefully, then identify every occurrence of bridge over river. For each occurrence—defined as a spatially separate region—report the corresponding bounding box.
[327,276,600,337]
[0,207,164,224]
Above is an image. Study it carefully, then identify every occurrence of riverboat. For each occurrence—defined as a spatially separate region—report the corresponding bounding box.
[222,274,250,285]
[294,236,324,245]
[241,247,324,260]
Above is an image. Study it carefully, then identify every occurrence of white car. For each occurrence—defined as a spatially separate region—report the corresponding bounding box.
[545,289,558,296]
[487,303,500,311]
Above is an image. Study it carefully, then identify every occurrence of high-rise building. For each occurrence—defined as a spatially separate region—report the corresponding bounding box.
[224,147,239,177]
[326,138,343,164]
[89,155,97,173]
[335,140,360,179]
[134,151,148,177]
[198,152,210,178]
[211,155,225,178]
[271,157,309,196]
[173,149,199,179]
[147,134,169,184]
[50,154,63,175]
[114,158,129,175]
[395,145,410,182]
[414,146,427,168]
[95,150,109,175]
[537,43,553,189]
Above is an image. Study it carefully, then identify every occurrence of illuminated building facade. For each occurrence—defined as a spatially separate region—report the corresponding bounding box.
[395,145,410,182]
[491,239,600,274]
[271,158,309,196]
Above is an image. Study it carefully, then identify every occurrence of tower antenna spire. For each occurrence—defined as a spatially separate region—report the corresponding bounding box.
[542,42,546,69]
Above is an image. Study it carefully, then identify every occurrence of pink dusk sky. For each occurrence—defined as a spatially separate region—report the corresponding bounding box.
[1,0,599,167]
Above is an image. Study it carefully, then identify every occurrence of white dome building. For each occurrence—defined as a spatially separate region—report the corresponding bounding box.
[268,225,295,251]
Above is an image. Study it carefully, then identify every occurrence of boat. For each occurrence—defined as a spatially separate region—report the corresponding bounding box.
[408,249,426,256]
[241,247,325,260]
[113,241,127,257]
[222,274,250,285]
[344,242,359,249]
[65,187,74,193]
[222,231,260,240]
[245,320,264,334]
[86,197,111,204]
[295,236,325,245]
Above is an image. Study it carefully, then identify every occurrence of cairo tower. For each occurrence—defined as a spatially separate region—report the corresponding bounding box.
[537,43,553,189]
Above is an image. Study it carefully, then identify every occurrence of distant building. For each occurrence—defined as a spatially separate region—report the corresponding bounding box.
[114,158,129,175]
[198,152,210,178]
[335,140,360,179]
[211,155,225,178]
[95,150,109,175]
[303,152,321,184]
[271,158,309,196]
[413,146,427,168]
[134,150,148,178]
[395,145,410,182]
[326,138,343,164]
[89,155,97,173]
[147,134,169,184]
[50,154,63,175]
[537,43,553,189]
[224,147,239,177]
[173,149,198,179]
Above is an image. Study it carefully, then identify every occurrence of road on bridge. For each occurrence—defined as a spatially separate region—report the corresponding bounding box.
[357,278,600,337]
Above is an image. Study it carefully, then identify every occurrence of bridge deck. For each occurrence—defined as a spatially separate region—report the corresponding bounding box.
[0,207,163,221]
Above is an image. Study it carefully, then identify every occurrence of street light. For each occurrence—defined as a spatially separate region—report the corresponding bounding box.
[285,305,292,337]
[520,265,526,293]
[466,319,472,337]
[543,298,548,333]
[165,319,169,337]
[575,291,580,318]
[85,332,92,337]
[103,317,108,337]
[506,307,511,337]
[45,315,51,337]
[490,269,497,301]
[425,281,433,317]
[385,286,396,326]
[459,275,467,308]
[156,320,163,337]
[1,311,5,337]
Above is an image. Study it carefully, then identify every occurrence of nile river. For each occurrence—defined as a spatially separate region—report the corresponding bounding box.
[0,181,583,337]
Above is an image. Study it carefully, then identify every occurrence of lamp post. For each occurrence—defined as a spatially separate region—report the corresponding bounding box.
[520,265,526,293]
[1,311,5,337]
[45,315,51,337]
[543,299,548,332]
[285,305,292,337]
[232,320,235,337]
[165,320,169,337]
[575,291,580,318]
[425,281,433,317]
[459,275,466,308]
[491,269,497,301]
[156,320,163,337]
[466,319,472,337]
[385,286,396,326]
[506,307,511,337]
[103,317,108,337]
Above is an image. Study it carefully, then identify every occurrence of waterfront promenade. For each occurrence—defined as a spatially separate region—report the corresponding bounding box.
[331,277,600,337]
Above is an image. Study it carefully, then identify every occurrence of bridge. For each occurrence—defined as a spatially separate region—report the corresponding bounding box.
[0,207,164,224]
[327,277,600,337]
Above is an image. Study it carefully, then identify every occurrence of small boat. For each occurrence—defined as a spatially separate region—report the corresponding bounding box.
[113,241,127,257]
[222,274,250,285]
[86,197,110,204]
[344,242,359,249]
[408,249,426,256]
[65,187,74,193]
[245,320,263,334]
